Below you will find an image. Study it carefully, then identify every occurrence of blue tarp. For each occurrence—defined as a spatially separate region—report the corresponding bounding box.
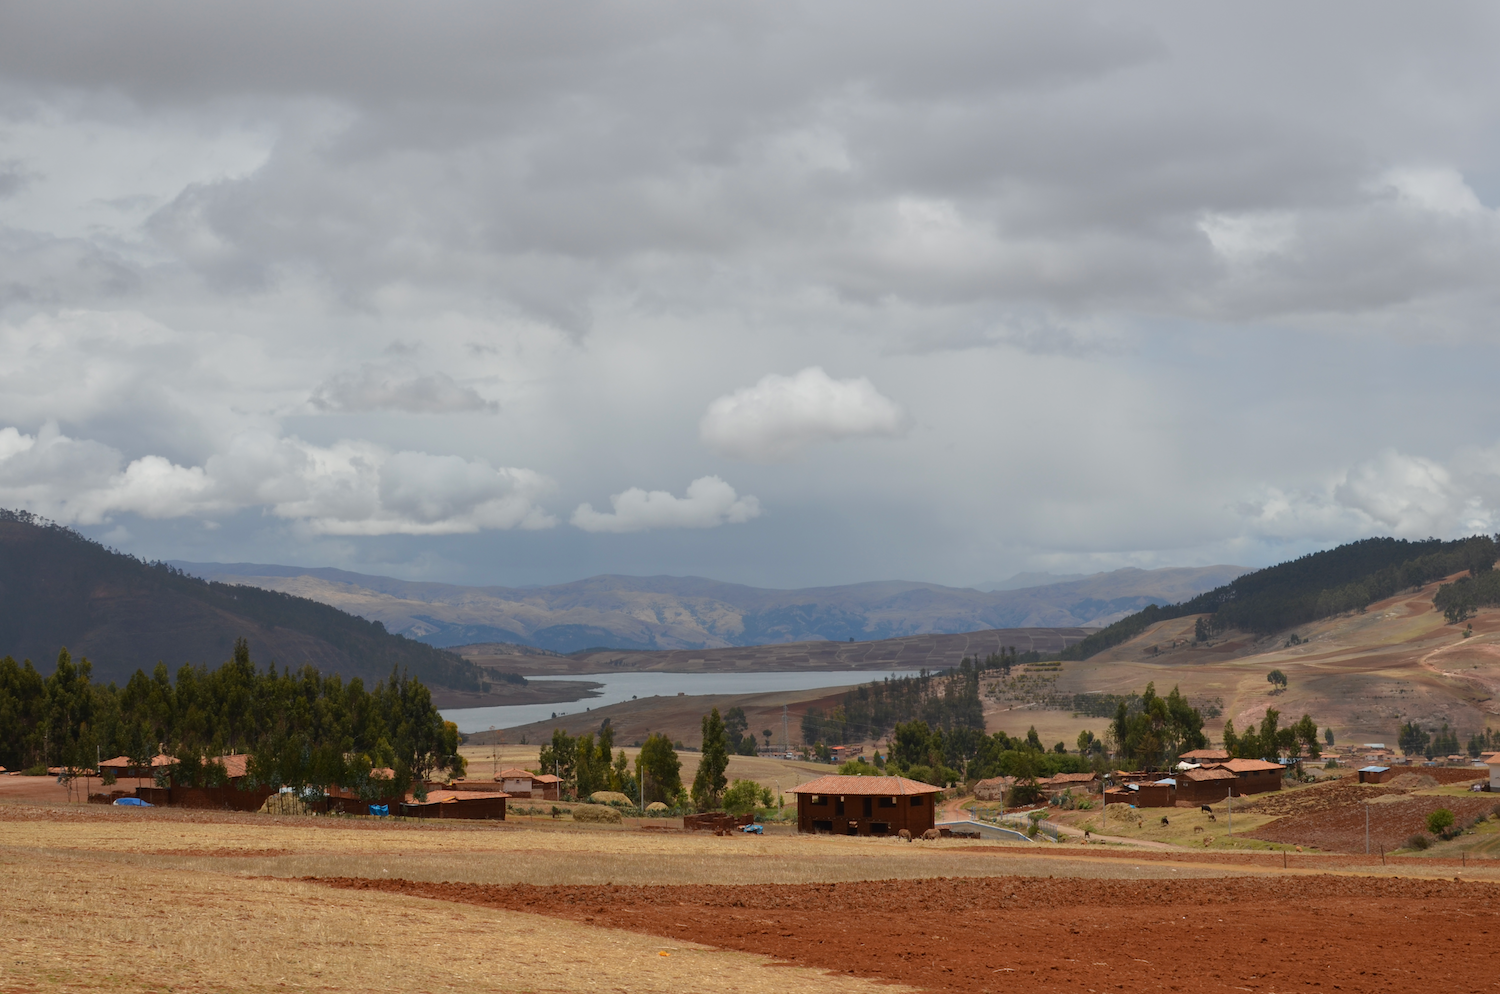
[368,804,389,817]
[113,797,153,807]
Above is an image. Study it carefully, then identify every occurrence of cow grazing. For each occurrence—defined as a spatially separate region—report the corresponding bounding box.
[1193,826,1204,834]
[922,828,940,841]
[1200,805,1213,814]
[1160,816,1170,826]
[898,829,912,842]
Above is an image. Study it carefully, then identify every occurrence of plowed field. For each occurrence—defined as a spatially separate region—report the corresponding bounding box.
[320,874,1500,994]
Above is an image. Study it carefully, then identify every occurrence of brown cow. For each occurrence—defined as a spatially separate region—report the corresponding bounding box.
[898,829,912,842]
[921,828,940,841]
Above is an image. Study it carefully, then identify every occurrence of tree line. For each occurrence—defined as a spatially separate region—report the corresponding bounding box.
[1064,535,1498,660]
[0,639,463,799]
[803,650,1033,747]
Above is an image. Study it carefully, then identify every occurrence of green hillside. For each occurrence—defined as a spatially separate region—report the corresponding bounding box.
[1063,535,1498,660]
[0,510,483,690]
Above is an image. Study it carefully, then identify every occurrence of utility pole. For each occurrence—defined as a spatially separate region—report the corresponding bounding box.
[1365,802,1370,855]
[782,705,790,757]
[1227,787,1233,836]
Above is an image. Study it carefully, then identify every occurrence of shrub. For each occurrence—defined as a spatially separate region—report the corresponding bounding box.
[22,764,47,776]
[571,804,623,824]
[644,801,669,815]
[722,778,763,815]
[1406,833,1431,851]
[1426,808,1455,835]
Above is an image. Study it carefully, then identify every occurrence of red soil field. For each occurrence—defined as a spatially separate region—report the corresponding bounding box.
[322,874,1499,994]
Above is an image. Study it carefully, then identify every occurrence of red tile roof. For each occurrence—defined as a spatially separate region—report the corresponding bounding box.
[533,774,563,784]
[496,768,538,780]
[1211,758,1284,773]
[1180,748,1230,762]
[786,775,942,796]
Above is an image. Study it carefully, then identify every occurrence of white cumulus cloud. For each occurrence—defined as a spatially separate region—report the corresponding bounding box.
[571,476,761,533]
[699,367,906,462]
[0,424,556,535]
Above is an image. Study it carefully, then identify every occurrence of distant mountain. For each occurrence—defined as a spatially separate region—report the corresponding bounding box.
[173,561,1252,654]
[976,571,1092,592]
[0,511,484,690]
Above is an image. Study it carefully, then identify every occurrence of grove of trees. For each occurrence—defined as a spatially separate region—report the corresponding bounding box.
[0,639,464,799]
[1222,708,1320,761]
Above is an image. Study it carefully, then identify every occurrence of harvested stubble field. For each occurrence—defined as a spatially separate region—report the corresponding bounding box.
[322,874,1500,994]
[5,801,1500,993]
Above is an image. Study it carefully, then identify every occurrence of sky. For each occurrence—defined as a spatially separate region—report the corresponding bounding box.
[3,3,1500,590]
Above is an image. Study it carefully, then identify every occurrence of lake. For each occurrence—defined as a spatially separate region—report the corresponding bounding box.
[442,669,921,733]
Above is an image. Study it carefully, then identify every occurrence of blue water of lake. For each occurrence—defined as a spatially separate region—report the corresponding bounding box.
[442,669,921,733]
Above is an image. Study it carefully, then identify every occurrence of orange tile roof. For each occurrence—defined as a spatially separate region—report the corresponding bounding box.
[533,774,563,784]
[496,768,538,779]
[1179,748,1230,761]
[1211,758,1284,773]
[786,775,942,796]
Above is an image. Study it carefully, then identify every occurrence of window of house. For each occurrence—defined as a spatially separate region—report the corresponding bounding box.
[878,796,896,808]
[910,796,923,806]
[810,794,826,805]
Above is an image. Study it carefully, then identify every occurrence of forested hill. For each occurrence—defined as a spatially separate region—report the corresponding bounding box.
[1063,535,1498,661]
[0,510,483,690]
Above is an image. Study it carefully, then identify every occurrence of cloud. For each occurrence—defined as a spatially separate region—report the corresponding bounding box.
[1238,448,1498,544]
[0,424,555,535]
[699,367,906,462]
[571,476,761,533]
[309,363,497,414]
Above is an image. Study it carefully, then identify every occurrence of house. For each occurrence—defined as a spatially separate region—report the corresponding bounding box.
[532,773,563,800]
[973,776,1014,801]
[1040,772,1099,793]
[1482,752,1500,791]
[1133,779,1176,807]
[1204,758,1284,794]
[99,755,179,780]
[496,768,542,797]
[403,789,508,820]
[1175,767,1238,805]
[787,775,941,836]
[1179,748,1230,764]
[1358,765,1394,784]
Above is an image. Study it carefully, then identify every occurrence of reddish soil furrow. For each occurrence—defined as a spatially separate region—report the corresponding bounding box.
[317,875,1500,994]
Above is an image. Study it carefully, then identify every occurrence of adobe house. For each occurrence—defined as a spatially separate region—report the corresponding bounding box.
[403,789,509,820]
[1176,767,1238,805]
[1205,758,1284,794]
[787,775,941,836]
[1357,765,1394,784]
[496,767,542,797]
[532,774,563,801]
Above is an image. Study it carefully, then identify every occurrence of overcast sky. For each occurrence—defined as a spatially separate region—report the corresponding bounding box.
[2,2,1500,589]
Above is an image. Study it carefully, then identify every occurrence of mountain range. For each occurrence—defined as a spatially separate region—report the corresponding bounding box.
[171,562,1252,653]
[0,511,483,690]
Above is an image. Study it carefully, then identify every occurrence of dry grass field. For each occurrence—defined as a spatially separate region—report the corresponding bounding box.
[4,796,1499,993]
